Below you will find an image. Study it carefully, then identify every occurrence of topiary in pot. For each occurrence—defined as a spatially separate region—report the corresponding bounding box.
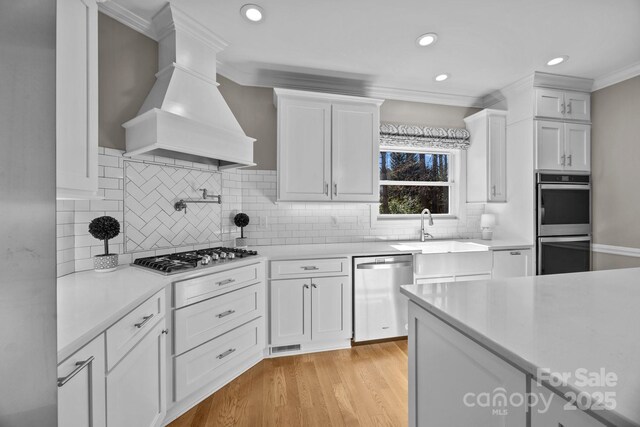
[233,212,250,248]
[88,215,121,272]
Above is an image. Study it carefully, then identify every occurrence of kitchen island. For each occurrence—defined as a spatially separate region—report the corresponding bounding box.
[401,268,640,427]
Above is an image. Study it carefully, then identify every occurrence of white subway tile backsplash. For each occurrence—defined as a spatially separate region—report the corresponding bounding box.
[57,154,484,277]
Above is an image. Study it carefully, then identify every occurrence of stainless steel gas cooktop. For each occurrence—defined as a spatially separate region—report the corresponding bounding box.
[131,247,258,275]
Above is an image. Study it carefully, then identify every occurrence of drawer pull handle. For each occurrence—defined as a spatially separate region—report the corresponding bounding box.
[57,356,94,387]
[301,266,319,271]
[217,348,236,359]
[510,251,521,256]
[216,278,236,286]
[134,314,154,329]
[216,309,236,318]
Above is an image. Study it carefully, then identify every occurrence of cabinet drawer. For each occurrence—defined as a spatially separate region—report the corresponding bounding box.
[106,290,165,370]
[174,283,264,355]
[174,262,265,309]
[270,258,348,279]
[174,317,265,401]
[414,251,492,277]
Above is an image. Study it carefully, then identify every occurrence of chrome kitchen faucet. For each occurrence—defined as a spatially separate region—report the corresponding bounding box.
[421,208,434,241]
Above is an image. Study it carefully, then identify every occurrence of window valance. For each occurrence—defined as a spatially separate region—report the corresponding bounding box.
[380,123,470,150]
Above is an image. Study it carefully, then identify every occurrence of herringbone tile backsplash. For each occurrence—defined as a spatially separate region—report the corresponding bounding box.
[124,161,222,252]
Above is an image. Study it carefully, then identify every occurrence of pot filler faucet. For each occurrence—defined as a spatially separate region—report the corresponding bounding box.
[421,208,434,241]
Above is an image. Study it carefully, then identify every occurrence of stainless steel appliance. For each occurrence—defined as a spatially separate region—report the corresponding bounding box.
[353,255,413,342]
[536,173,591,275]
[132,247,259,275]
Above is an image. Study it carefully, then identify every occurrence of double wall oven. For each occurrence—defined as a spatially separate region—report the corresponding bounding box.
[537,173,591,275]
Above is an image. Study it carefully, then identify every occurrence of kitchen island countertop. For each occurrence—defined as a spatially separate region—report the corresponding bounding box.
[401,268,640,427]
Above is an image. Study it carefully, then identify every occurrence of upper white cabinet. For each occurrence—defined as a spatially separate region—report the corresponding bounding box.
[464,109,507,203]
[534,88,590,122]
[56,0,99,199]
[274,89,383,202]
[536,120,590,172]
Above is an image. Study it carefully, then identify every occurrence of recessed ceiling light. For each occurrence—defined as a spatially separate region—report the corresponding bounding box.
[546,56,568,66]
[240,4,264,22]
[416,33,438,47]
[434,73,449,82]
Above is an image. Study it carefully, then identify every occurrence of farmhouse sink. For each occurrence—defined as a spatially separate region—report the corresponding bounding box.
[391,240,489,254]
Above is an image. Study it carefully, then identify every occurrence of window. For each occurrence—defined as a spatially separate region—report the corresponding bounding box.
[379,150,452,215]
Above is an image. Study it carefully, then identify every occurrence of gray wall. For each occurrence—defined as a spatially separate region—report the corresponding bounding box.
[591,75,640,270]
[0,1,58,425]
[98,13,157,150]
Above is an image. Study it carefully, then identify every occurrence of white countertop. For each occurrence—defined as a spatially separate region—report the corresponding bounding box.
[56,256,266,362]
[401,268,640,427]
[254,238,532,260]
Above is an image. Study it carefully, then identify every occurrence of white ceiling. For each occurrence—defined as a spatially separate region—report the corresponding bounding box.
[105,0,640,103]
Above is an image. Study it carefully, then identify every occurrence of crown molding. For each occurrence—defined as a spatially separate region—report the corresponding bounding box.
[217,61,484,107]
[98,0,156,40]
[533,71,593,92]
[592,60,640,92]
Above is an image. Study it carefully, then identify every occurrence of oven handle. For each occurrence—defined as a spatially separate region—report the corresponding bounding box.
[538,236,591,243]
[539,184,591,190]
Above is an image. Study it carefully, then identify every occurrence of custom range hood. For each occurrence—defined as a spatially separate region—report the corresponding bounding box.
[123,3,255,169]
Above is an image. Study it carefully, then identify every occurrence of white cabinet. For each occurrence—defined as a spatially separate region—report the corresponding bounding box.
[275,88,383,202]
[106,321,166,427]
[310,276,351,342]
[270,276,351,347]
[465,109,508,203]
[413,251,493,283]
[408,301,527,426]
[56,0,99,199]
[57,335,106,427]
[530,381,605,427]
[536,120,590,172]
[270,278,312,346]
[535,88,590,122]
[492,249,533,278]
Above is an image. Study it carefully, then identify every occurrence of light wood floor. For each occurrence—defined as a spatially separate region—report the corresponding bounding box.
[169,340,408,427]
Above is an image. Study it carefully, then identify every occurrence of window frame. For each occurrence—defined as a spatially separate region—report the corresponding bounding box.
[370,146,467,228]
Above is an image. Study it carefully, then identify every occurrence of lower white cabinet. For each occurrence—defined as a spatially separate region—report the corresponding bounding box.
[106,321,166,427]
[413,251,492,284]
[492,249,533,278]
[270,276,351,347]
[408,301,526,426]
[58,335,106,427]
[531,381,605,427]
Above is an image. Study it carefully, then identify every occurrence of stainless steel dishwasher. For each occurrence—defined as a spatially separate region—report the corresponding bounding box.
[353,254,413,342]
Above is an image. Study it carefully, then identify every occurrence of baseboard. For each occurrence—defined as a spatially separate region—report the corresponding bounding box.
[591,243,640,258]
[268,339,351,358]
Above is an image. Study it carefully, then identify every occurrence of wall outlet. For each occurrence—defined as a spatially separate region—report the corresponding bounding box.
[331,216,339,228]
[258,215,269,230]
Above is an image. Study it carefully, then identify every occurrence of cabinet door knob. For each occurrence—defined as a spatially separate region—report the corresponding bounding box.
[567,155,572,166]
[566,102,572,114]
[324,182,329,195]
[561,103,565,114]
[510,251,521,256]
[303,284,310,289]
[161,329,169,335]
[57,356,94,387]
[311,283,317,288]
[561,154,566,166]
[334,183,338,196]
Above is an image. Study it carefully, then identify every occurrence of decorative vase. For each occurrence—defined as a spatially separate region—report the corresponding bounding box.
[235,237,248,248]
[94,254,118,272]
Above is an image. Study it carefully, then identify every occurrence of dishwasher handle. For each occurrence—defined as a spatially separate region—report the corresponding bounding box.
[356,261,412,270]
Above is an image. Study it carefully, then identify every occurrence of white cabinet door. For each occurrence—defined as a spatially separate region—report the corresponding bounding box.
[536,120,565,171]
[535,88,565,119]
[56,0,98,199]
[487,112,507,202]
[277,99,332,201]
[408,301,526,427]
[530,381,605,427]
[58,335,106,427]
[492,249,533,278]
[565,123,591,172]
[270,279,312,346]
[311,276,351,342]
[106,322,166,427]
[331,103,379,202]
[564,91,591,121]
